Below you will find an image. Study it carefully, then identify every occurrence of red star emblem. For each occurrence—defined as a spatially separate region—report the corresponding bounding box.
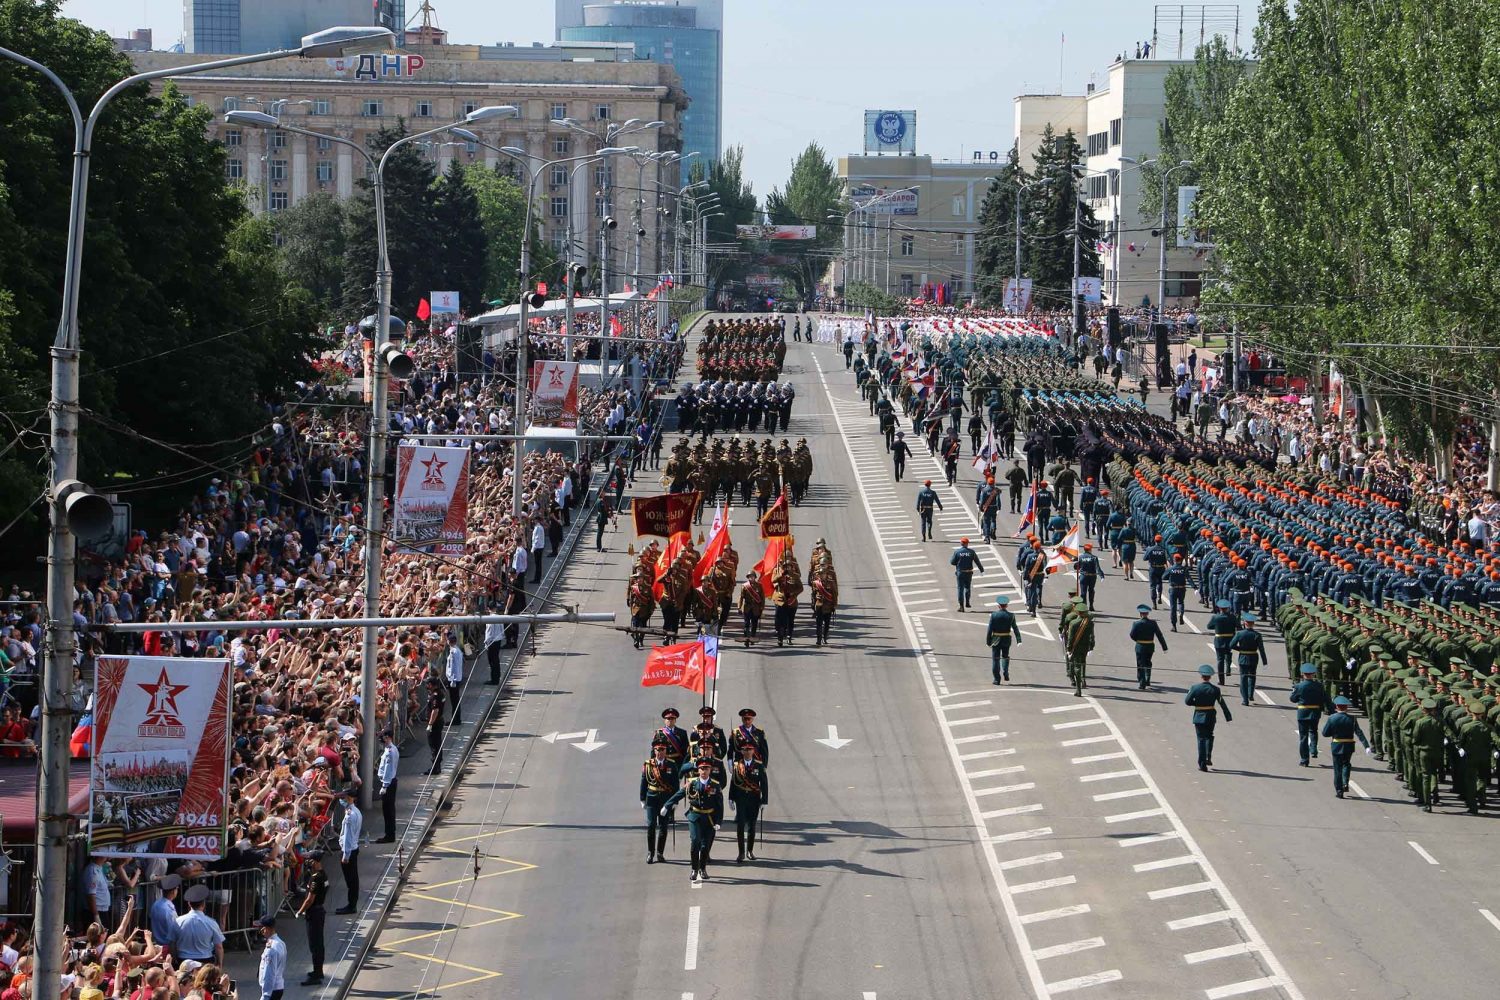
[138,668,189,727]
[420,453,447,483]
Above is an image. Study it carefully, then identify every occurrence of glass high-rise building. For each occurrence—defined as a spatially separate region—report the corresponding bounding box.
[555,0,721,165]
[184,0,403,54]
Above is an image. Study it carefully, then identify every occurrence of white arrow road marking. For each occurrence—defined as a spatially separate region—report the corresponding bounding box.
[572,729,608,753]
[541,730,590,743]
[815,725,853,749]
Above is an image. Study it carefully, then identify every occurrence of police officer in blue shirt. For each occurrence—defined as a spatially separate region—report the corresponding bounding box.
[950,537,986,611]
[1289,662,1334,766]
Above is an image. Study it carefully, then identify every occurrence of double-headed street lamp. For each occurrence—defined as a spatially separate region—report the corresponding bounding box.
[1133,157,1195,318]
[0,25,395,1000]
[229,102,521,808]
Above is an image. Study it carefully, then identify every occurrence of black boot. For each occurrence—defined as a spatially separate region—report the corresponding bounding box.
[737,829,745,863]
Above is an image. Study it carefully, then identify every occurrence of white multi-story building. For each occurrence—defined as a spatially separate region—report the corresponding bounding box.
[1014,53,1237,309]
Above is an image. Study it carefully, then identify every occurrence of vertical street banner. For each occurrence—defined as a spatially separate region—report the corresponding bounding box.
[429,291,461,314]
[529,360,581,428]
[394,444,471,555]
[1003,278,1034,314]
[89,655,232,858]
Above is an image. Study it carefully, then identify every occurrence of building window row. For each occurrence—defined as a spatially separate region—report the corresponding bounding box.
[1086,131,1109,157]
[316,160,335,183]
[1109,117,1122,147]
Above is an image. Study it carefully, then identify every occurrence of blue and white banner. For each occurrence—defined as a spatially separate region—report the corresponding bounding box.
[863,110,917,154]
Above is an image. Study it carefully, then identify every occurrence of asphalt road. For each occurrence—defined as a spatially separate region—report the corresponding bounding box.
[346,318,1500,1000]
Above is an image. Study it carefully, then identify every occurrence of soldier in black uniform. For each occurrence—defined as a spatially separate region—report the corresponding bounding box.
[295,851,329,986]
[640,739,678,863]
[686,722,728,786]
[892,431,913,481]
[662,759,725,882]
[1077,542,1104,610]
[1128,604,1169,689]
[1185,664,1233,771]
[729,742,769,862]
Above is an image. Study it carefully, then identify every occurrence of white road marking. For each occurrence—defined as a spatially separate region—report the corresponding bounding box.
[1480,908,1500,934]
[973,782,1037,797]
[1060,735,1116,747]
[1052,718,1107,731]
[1166,910,1235,931]
[1185,942,1258,964]
[1042,703,1095,715]
[1031,937,1106,961]
[953,731,1010,745]
[1147,881,1216,900]
[1408,841,1439,866]
[1133,855,1199,874]
[981,802,1045,819]
[948,714,1003,727]
[960,747,1018,761]
[1017,904,1092,925]
[1010,875,1077,894]
[1071,751,1129,765]
[1093,788,1155,803]
[683,905,700,971]
[863,993,877,1000]
[683,993,694,1000]
[1205,977,1287,999]
[1118,832,1182,848]
[1183,617,1204,634]
[1347,781,1370,800]
[943,700,992,711]
[1045,970,1124,994]
[989,827,1053,844]
[1078,769,1141,783]
[999,852,1064,871]
[1255,690,1276,706]
[969,765,1027,779]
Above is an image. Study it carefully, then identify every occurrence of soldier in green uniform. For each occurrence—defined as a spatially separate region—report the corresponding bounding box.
[985,594,1022,684]
[1457,699,1491,814]
[1207,598,1237,685]
[1412,698,1446,812]
[1290,663,1334,766]
[1063,597,1095,697]
[1185,664,1233,771]
[640,738,679,863]
[662,758,725,881]
[728,742,769,861]
[1230,614,1267,706]
[1128,604,1168,690]
[1320,696,1371,798]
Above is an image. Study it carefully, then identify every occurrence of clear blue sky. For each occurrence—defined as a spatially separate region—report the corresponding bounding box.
[63,0,1248,196]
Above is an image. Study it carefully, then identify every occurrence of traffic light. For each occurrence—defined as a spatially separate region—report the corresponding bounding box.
[524,281,547,309]
[604,216,618,231]
[55,479,113,536]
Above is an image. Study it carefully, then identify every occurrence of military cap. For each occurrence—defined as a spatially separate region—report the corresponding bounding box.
[994,595,1010,605]
[1136,604,1151,614]
[185,884,210,904]
[1300,663,1316,674]
[699,706,717,716]
[1215,599,1231,609]
[1421,698,1438,709]
[738,708,756,718]
[1242,613,1258,623]
[661,707,680,718]
[1333,695,1352,707]
[1198,664,1214,676]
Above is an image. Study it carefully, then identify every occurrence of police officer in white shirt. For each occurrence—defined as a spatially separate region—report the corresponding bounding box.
[445,633,465,726]
[335,788,362,914]
[254,913,286,1000]
[376,730,399,843]
[530,519,546,585]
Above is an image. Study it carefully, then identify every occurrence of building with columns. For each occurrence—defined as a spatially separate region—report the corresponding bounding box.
[127,44,688,282]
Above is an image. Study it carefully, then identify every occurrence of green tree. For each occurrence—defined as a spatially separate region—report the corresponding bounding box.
[432,158,487,313]
[764,142,845,303]
[974,145,1024,306]
[340,121,441,319]
[461,162,557,309]
[271,193,347,316]
[1027,129,1101,308]
[690,144,757,295]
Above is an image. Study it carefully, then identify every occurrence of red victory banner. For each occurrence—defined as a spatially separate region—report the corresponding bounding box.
[759,490,791,539]
[652,529,691,601]
[694,505,730,588]
[640,638,717,695]
[754,535,790,598]
[633,491,700,538]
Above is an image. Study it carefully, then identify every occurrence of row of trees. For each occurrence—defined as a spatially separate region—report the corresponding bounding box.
[1180,1,1500,470]
[974,126,1103,309]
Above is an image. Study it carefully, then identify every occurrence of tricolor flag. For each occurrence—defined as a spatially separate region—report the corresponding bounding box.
[693,505,730,587]
[972,429,999,472]
[1012,483,1037,538]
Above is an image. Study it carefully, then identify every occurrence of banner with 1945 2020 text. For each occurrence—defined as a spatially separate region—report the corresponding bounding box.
[89,655,232,859]
[394,444,471,555]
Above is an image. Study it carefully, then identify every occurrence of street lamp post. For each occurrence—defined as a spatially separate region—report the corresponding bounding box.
[232,103,520,807]
[0,26,394,1000]
[1156,160,1194,320]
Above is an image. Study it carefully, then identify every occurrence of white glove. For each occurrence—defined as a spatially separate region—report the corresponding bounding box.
[659,807,667,817]
[1364,746,1374,756]
[1459,748,1467,758]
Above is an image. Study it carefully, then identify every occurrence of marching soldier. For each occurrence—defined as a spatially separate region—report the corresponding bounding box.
[1129,604,1169,690]
[976,476,1001,543]
[729,707,769,763]
[690,706,728,764]
[1077,542,1103,610]
[684,725,728,787]
[942,434,962,486]
[1290,663,1334,766]
[1231,613,1268,706]
[1321,695,1371,798]
[1005,460,1027,514]
[1165,554,1190,631]
[640,738,679,863]
[1412,698,1444,812]
[729,741,769,862]
[627,564,656,649]
[653,707,690,772]
[1020,539,1048,615]
[916,480,943,542]
[738,570,765,644]
[950,537,986,612]
[661,758,724,882]
[1144,534,1169,607]
[1063,597,1095,696]
[1207,598,1237,685]
[985,594,1022,684]
[891,431,913,481]
[1185,664,1233,771]
[771,548,803,646]
[809,542,839,647]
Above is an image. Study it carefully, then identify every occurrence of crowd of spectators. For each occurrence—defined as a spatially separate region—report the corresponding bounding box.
[0,301,685,995]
